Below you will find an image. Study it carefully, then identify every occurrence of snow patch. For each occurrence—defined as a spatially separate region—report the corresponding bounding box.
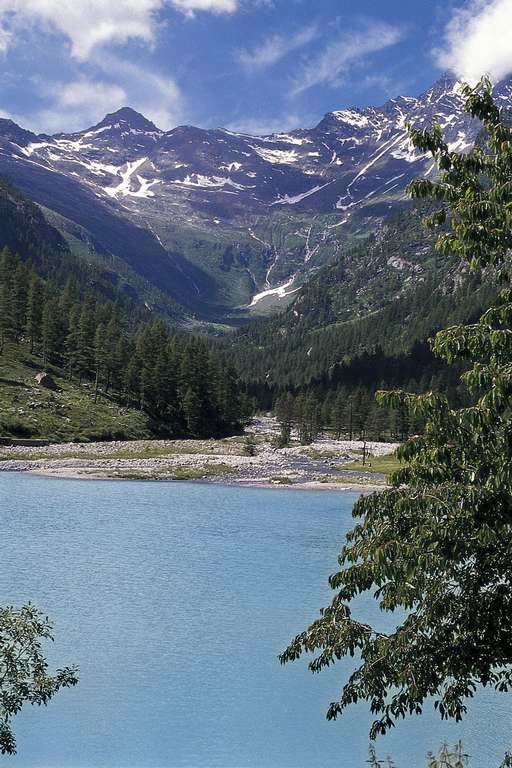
[104,158,158,199]
[331,110,369,128]
[250,276,299,306]
[268,134,311,146]
[271,182,332,206]
[251,146,299,164]
[220,161,242,172]
[448,132,472,152]
[173,174,249,190]
[21,141,52,156]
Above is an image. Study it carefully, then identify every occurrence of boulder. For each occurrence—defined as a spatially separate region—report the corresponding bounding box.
[35,372,58,391]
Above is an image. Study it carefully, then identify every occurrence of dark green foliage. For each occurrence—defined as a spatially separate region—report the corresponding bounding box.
[273,388,408,443]
[280,79,512,755]
[275,393,294,446]
[372,740,511,767]
[25,273,44,353]
[243,434,257,456]
[0,248,245,439]
[228,205,496,419]
[0,604,78,755]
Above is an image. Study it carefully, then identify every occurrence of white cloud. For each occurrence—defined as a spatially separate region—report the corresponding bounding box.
[236,25,318,72]
[172,0,237,15]
[291,20,403,95]
[34,79,128,133]
[100,56,183,129]
[0,1,159,61]
[436,0,512,84]
[0,0,239,61]
[0,24,10,53]
[21,57,184,134]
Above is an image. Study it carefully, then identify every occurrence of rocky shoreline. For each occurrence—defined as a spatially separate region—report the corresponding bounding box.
[0,417,398,493]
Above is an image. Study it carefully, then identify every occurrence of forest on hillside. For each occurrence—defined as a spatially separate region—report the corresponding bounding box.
[227,205,498,428]
[0,247,248,440]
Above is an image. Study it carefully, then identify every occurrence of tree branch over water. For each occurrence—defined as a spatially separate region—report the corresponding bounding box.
[0,604,78,755]
[280,78,512,748]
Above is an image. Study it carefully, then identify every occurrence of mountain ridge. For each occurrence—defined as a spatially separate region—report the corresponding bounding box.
[1,73,510,321]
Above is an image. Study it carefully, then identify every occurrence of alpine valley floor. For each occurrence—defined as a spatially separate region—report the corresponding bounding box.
[0,417,397,491]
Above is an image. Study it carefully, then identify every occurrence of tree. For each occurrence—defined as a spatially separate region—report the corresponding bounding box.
[0,247,16,353]
[12,261,29,341]
[76,298,96,382]
[64,304,82,380]
[275,393,294,446]
[93,323,107,402]
[41,290,63,366]
[179,341,213,437]
[332,390,346,439]
[0,604,78,755]
[182,385,204,436]
[25,274,44,354]
[280,79,512,748]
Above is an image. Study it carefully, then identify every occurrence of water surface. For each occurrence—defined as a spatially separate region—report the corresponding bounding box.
[1,474,510,767]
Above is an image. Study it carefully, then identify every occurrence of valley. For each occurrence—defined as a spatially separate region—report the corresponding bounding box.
[2,0,512,765]
[1,74,511,323]
[0,416,397,490]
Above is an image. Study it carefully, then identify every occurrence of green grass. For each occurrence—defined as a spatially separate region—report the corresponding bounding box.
[106,463,235,481]
[270,475,295,485]
[338,453,400,475]
[0,438,245,462]
[0,344,152,443]
[318,474,387,486]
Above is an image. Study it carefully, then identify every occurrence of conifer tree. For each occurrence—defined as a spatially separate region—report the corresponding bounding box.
[25,274,44,354]
[76,298,96,382]
[275,392,295,446]
[12,261,29,341]
[64,304,81,380]
[41,290,62,366]
[124,355,141,407]
[0,247,15,353]
[333,390,346,439]
[183,385,203,436]
[93,323,107,402]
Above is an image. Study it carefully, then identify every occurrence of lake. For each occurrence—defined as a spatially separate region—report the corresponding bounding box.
[1,474,511,767]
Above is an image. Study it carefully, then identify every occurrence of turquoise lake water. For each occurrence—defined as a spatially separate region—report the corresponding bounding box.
[1,473,511,767]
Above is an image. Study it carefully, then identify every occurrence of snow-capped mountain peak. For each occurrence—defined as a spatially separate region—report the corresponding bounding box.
[0,72,510,315]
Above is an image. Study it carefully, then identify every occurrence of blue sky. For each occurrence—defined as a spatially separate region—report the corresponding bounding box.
[0,0,511,135]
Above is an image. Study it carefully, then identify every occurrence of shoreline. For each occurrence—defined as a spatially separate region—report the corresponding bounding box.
[8,466,386,494]
[0,417,397,494]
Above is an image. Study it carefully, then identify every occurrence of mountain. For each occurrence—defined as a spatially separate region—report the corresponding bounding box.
[1,74,511,321]
[228,205,497,409]
[0,178,186,318]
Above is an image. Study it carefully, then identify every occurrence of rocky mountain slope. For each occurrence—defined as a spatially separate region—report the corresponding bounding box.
[0,179,185,317]
[1,74,510,321]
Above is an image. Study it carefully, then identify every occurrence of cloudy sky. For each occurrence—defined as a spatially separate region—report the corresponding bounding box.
[0,0,511,135]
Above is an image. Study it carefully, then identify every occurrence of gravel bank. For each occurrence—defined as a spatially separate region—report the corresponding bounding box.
[0,417,398,492]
